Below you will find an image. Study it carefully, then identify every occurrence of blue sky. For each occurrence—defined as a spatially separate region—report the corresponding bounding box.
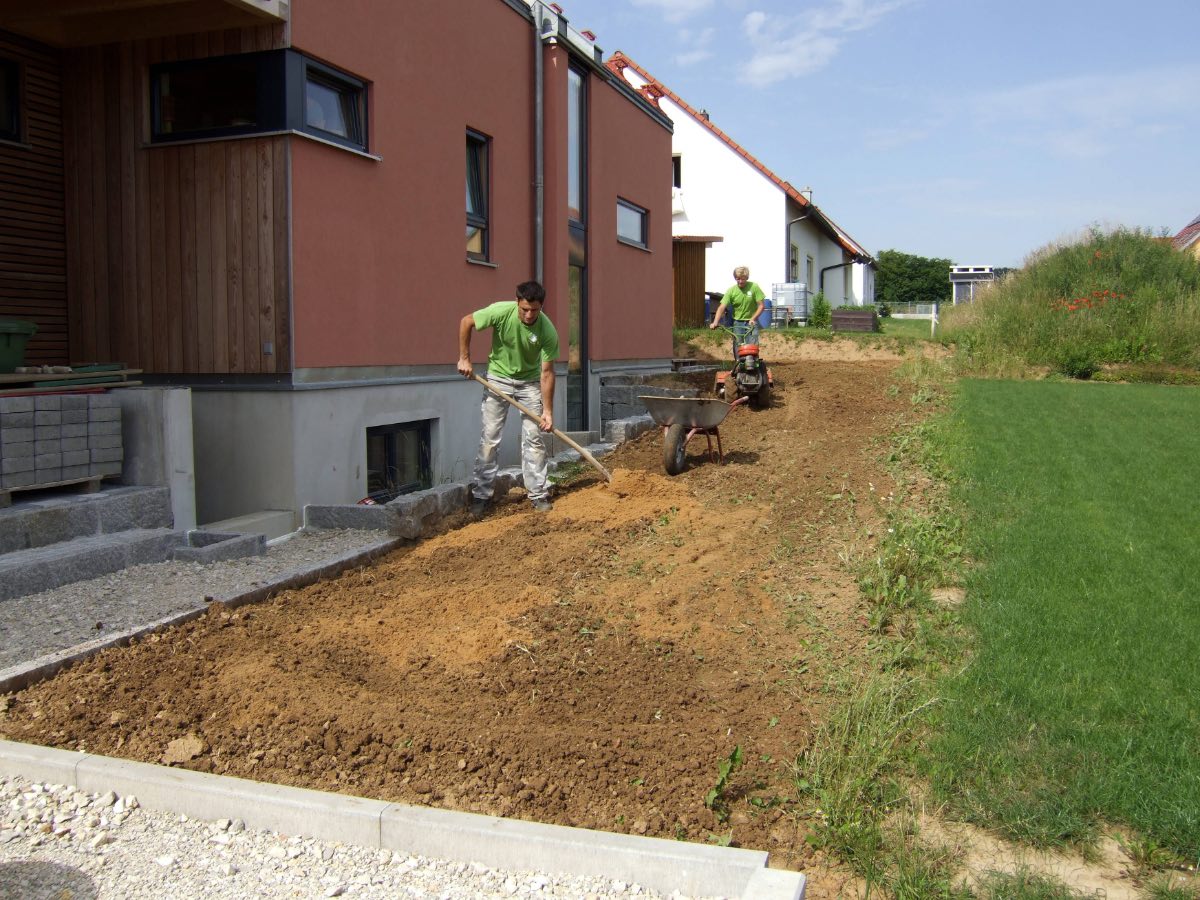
[553,0,1200,267]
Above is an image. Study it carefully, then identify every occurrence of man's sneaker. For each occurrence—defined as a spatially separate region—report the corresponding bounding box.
[531,498,553,512]
[469,497,488,519]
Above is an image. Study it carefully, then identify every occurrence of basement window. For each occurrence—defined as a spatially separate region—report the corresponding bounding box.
[0,58,20,143]
[616,198,648,249]
[365,421,432,503]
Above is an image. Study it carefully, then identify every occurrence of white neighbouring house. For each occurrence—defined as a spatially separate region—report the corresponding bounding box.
[607,52,875,320]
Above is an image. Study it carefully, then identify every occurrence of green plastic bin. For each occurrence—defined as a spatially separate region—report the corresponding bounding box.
[0,318,38,373]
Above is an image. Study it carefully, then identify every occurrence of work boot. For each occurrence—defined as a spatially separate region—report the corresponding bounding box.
[531,498,553,512]
[469,497,489,519]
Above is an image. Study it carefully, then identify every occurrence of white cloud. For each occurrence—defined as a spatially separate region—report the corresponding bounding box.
[974,64,1200,160]
[739,0,917,86]
[674,27,717,66]
[628,0,714,23]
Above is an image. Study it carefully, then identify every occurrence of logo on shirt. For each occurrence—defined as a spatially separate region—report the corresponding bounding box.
[528,334,539,345]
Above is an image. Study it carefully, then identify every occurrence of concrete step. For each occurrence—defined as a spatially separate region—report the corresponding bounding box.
[0,485,172,556]
[202,509,296,542]
[0,528,184,603]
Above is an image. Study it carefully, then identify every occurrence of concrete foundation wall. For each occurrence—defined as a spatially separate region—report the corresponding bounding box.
[116,388,196,530]
[190,375,546,527]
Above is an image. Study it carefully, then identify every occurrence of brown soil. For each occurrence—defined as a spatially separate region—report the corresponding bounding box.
[0,345,925,896]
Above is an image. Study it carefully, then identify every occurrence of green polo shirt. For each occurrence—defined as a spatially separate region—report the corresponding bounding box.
[473,301,559,381]
[721,282,765,320]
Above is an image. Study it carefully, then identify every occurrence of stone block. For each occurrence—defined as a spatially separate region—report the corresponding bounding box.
[88,434,123,450]
[34,438,62,454]
[1,455,34,474]
[88,394,119,409]
[34,410,62,426]
[303,503,393,531]
[90,447,123,463]
[2,440,33,458]
[387,490,439,522]
[173,531,266,564]
[62,410,88,425]
[88,419,122,437]
[61,465,91,480]
[0,411,34,428]
[60,395,89,410]
[34,467,62,484]
[96,486,172,532]
[61,424,88,439]
[2,470,36,489]
[34,395,61,411]
[62,437,88,452]
[91,461,123,477]
[604,414,655,444]
[1,427,34,444]
[34,452,63,469]
[428,482,468,517]
[0,397,35,414]
[88,406,121,422]
[62,449,90,467]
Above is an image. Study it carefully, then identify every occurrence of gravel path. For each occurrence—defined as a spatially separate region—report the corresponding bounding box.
[0,775,672,899]
[0,528,713,899]
[0,528,394,671]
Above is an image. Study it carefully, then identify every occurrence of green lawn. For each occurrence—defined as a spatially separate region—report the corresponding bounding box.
[879,317,937,340]
[929,380,1200,857]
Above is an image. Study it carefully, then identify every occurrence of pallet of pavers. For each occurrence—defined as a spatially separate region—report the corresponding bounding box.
[0,393,123,508]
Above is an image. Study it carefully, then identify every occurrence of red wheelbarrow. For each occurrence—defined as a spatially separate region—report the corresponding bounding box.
[639,394,748,476]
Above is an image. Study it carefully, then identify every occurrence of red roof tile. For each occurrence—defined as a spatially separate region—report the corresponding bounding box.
[606,51,870,261]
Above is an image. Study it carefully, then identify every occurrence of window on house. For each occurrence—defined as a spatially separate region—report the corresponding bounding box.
[0,58,20,143]
[806,255,815,291]
[365,421,431,503]
[616,198,647,248]
[466,129,490,261]
[789,243,799,282]
[672,154,681,189]
[151,50,368,152]
[302,58,367,149]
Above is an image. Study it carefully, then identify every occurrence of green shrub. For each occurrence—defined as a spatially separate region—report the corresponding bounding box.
[810,292,832,329]
[940,227,1200,377]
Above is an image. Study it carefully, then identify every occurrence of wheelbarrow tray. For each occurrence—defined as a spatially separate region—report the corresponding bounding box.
[639,395,736,430]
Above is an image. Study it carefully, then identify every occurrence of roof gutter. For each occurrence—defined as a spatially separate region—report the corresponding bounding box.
[532,2,552,283]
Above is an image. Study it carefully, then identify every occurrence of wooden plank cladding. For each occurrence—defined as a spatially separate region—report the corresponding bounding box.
[0,32,67,367]
[62,24,290,375]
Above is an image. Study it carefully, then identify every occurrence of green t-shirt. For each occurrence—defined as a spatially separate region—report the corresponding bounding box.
[721,282,765,320]
[473,301,560,381]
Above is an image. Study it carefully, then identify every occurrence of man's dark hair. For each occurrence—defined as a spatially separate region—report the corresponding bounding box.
[516,280,546,304]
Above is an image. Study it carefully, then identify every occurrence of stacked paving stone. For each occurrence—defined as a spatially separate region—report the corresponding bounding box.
[0,394,122,493]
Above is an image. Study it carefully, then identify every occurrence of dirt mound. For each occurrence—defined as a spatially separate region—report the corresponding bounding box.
[2,358,908,895]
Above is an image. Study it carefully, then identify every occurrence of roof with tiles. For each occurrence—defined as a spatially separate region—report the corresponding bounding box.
[606,51,871,262]
[1173,213,1200,252]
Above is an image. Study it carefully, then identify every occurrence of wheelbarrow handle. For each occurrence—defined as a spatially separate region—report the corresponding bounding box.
[470,373,613,484]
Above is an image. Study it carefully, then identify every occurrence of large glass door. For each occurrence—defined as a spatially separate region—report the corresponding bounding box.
[566,65,587,432]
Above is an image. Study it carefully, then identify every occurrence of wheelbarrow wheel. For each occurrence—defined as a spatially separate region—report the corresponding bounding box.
[663,423,688,475]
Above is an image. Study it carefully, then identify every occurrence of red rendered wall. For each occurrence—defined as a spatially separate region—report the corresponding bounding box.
[585,72,674,361]
[288,0,537,369]
[287,1,672,370]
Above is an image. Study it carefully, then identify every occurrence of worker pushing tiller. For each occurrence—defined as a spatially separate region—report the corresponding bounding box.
[708,265,772,408]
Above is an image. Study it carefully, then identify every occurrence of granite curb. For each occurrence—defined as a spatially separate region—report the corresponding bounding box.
[0,740,805,899]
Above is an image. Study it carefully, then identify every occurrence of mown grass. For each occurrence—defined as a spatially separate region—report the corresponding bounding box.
[940,228,1200,377]
[928,380,1200,860]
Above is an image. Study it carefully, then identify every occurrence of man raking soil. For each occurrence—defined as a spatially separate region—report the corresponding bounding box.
[457,281,610,519]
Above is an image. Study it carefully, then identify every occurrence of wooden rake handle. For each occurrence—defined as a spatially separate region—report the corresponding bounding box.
[471,373,613,483]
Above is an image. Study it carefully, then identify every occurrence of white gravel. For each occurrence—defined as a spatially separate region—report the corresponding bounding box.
[0,775,688,899]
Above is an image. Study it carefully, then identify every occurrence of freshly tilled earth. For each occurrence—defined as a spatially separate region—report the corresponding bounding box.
[2,343,921,897]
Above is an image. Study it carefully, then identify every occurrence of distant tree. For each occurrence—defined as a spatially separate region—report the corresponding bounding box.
[875,249,953,306]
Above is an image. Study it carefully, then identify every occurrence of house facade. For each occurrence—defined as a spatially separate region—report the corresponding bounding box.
[606,52,873,323]
[0,0,673,529]
[1173,213,1200,259]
